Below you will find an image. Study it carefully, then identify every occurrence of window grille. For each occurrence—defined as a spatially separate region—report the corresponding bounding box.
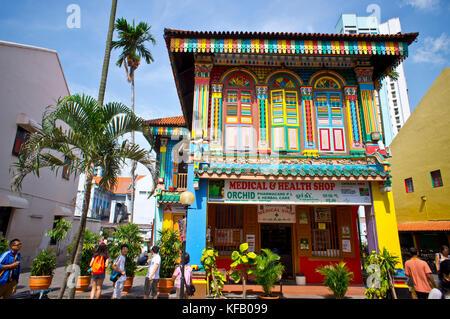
[310,207,340,257]
[431,170,443,188]
[210,205,243,256]
[405,178,414,193]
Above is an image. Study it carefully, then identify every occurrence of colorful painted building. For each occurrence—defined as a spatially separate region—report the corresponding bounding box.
[390,68,450,266]
[144,116,190,243]
[162,29,417,283]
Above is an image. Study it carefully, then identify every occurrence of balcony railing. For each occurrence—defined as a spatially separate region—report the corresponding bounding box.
[176,173,188,189]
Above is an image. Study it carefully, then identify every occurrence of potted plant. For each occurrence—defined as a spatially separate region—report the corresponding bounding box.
[254,248,284,299]
[29,249,57,290]
[155,228,182,296]
[67,229,100,293]
[201,247,226,298]
[109,223,143,294]
[229,243,257,299]
[316,262,354,299]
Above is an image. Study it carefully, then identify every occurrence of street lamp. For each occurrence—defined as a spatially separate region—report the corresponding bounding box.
[179,190,195,299]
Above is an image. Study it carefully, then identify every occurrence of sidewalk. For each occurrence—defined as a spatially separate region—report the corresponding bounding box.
[14,265,366,299]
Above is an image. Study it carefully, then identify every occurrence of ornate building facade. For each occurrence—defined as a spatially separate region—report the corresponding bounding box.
[162,29,417,283]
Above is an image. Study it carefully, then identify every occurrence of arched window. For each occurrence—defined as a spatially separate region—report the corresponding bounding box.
[269,74,301,152]
[223,72,255,151]
[312,75,346,153]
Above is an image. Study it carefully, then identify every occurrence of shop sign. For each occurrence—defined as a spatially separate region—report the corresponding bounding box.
[257,205,296,223]
[208,180,371,205]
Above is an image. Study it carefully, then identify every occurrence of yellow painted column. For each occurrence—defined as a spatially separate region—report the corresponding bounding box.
[371,182,404,268]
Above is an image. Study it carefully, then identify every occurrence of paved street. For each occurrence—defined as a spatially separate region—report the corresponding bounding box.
[13,265,366,299]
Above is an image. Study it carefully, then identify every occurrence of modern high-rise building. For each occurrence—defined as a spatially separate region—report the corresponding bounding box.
[335,14,412,146]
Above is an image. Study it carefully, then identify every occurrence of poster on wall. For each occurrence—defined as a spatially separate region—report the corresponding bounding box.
[257,205,296,223]
[314,207,331,222]
[246,234,256,252]
[300,238,309,250]
[298,210,308,224]
[208,180,371,205]
[342,226,351,238]
[342,239,352,253]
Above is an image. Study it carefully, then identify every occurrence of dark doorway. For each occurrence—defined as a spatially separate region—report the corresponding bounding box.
[260,224,294,278]
[0,207,12,238]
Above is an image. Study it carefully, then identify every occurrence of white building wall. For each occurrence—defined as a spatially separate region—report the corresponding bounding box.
[0,41,87,267]
[379,18,412,144]
[335,15,412,145]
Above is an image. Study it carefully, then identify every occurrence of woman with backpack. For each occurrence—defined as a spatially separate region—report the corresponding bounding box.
[89,243,109,299]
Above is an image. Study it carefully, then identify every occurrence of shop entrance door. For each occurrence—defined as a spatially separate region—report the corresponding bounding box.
[260,224,294,278]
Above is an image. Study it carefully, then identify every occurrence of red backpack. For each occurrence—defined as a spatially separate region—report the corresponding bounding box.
[91,255,105,275]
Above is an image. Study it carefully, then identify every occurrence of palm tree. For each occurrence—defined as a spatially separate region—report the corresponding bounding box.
[10,94,155,299]
[97,0,118,106]
[112,17,156,223]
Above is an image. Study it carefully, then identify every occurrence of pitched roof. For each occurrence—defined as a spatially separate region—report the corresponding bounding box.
[195,163,388,181]
[157,190,183,204]
[145,115,186,127]
[397,221,450,232]
[93,175,146,194]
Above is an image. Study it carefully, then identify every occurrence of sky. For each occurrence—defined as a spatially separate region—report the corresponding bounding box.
[0,0,449,175]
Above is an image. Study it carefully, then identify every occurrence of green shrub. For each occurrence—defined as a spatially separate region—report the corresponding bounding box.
[67,229,101,276]
[156,229,182,278]
[0,236,9,254]
[201,247,226,298]
[31,249,57,276]
[229,243,257,299]
[109,223,143,277]
[254,248,284,296]
[316,262,353,299]
[364,248,399,299]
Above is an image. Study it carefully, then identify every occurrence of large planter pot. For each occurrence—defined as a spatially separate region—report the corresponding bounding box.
[29,275,53,290]
[296,275,306,286]
[75,275,91,293]
[157,278,174,296]
[121,276,134,294]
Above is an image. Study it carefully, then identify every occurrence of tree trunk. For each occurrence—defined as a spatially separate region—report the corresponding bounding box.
[130,73,136,223]
[57,173,93,299]
[97,0,118,106]
[242,267,247,299]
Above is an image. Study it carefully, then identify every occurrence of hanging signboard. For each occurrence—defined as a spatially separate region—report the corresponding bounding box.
[208,180,371,205]
[257,205,296,223]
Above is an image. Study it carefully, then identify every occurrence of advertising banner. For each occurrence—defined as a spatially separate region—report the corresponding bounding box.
[208,180,371,205]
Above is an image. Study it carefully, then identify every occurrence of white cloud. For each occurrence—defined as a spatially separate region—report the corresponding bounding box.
[412,33,450,64]
[400,0,441,11]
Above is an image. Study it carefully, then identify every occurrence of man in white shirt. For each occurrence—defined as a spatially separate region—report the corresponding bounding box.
[139,246,161,299]
[111,244,128,299]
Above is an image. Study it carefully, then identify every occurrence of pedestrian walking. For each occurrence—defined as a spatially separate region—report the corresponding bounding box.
[89,243,109,299]
[435,245,449,272]
[429,259,450,299]
[0,239,22,299]
[172,252,192,299]
[138,246,160,299]
[111,244,128,299]
[405,247,437,299]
